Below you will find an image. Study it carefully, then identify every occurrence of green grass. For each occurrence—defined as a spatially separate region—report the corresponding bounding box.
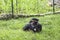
[0,0,53,14]
[0,14,60,40]
[0,0,60,14]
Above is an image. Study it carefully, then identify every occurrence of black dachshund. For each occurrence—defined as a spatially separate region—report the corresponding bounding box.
[23,18,42,32]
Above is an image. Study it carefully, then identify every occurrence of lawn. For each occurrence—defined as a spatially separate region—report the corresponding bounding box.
[0,14,60,40]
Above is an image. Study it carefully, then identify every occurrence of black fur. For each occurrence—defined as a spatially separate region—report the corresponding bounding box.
[23,18,42,32]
